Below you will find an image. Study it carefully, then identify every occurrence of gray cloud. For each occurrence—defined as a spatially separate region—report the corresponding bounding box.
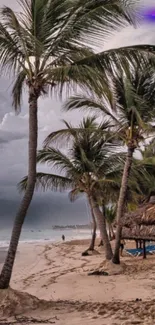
[0,130,27,144]
[0,0,154,228]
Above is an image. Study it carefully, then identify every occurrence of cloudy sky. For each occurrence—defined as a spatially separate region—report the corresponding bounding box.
[0,0,155,228]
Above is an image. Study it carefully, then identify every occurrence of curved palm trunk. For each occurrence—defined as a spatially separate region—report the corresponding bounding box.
[91,197,113,260]
[0,89,38,289]
[88,196,96,251]
[108,223,112,240]
[110,224,115,239]
[112,147,134,264]
[98,239,103,246]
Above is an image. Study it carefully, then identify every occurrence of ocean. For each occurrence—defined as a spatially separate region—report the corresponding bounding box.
[0,227,95,247]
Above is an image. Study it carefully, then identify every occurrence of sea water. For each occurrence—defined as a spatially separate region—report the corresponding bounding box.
[0,227,95,247]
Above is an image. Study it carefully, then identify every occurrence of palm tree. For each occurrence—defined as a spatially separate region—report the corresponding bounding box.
[0,0,143,289]
[111,70,155,264]
[20,117,124,260]
[62,67,155,264]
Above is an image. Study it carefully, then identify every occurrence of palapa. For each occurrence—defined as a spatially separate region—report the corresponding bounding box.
[122,203,155,228]
[121,202,155,258]
[122,225,155,241]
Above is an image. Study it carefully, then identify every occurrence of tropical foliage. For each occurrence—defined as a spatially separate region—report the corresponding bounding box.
[20,116,152,259]
[60,66,155,263]
[20,117,123,259]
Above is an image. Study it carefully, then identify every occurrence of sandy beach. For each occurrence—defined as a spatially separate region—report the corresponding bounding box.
[1,239,155,324]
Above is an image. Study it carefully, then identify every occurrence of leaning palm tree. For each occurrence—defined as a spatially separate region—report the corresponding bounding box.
[62,67,155,264]
[111,69,155,264]
[0,0,144,289]
[20,117,124,260]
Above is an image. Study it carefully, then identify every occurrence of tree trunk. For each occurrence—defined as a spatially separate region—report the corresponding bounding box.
[88,211,96,251]
[111,224,115,239]
[86,196,97,251]
[143,240,146,259]
[91,197,113,260]
[112,147,134,264]
[109,224,115,240]
[98,239,103,246]
[105,219,110,241]
[0,89,38,289]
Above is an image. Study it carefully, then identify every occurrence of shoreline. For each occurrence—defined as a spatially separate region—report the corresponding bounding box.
[0,229,97,249]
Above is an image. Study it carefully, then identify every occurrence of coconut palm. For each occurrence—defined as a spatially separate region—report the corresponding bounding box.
[110,71,155,264]
[0,0,144,289]
[61,67,155,264]
[20,116,126,259]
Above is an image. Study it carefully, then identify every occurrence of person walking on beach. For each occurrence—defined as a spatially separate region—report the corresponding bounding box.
[62,235,65,241]
[120,239,125,256]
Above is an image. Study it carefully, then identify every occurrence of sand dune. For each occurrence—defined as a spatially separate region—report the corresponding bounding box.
[0,239,155,324]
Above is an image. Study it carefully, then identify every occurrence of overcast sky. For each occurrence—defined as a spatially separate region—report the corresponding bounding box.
[0,0,155,228]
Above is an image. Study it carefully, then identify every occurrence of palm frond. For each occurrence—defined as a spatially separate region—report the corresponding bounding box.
[0,21,25,75]
[44,42,155,101]
[37,147,79,177]
[63,95,118,122]
[43,115,112,147]
[113,67,155,127]
[12,69,26,112]
[76,44,155,71]
[1,6,33,74]
[45,63,108,98]
[105,206,116,224]
[68,187,84,202]
[18,172,72,193]
[40,0,140,58]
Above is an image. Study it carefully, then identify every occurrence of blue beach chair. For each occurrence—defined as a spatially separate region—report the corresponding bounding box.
[146,245,155,254]
[126,248,143,256]
[126,245,155,257]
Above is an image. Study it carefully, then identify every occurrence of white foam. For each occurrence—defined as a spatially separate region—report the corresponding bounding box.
[0,228,95,247]
[0,241,10,248]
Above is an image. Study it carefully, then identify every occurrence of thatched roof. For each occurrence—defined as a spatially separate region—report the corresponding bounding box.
[122,203,155,228]
[122,225,155,241]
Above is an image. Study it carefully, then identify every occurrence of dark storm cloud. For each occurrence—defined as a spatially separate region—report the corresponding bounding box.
[0,193,89,228]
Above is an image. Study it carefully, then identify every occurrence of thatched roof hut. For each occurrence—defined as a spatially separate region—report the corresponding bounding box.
[122,225,155,241]
[122,203,155,228]
[121,202,155,258]
[122,225,155,258]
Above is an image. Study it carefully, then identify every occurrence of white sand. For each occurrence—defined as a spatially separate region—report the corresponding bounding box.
[1,239,155,324]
